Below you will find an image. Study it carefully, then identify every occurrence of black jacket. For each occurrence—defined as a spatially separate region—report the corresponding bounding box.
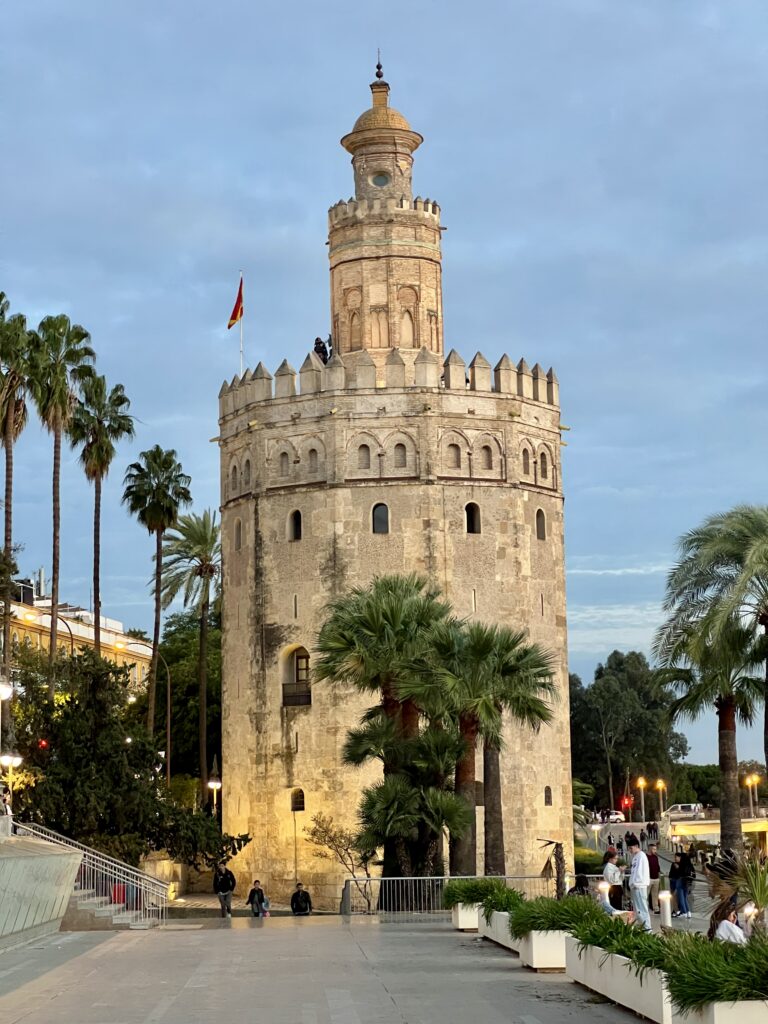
[213,869,237,895]
[247,886,266,908]
[291,889,312,914]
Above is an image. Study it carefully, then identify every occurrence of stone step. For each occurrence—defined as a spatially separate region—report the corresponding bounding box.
[77,897,112,910]
[94,902,126,917]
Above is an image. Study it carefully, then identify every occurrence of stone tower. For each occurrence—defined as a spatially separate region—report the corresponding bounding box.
[218,68,573,906]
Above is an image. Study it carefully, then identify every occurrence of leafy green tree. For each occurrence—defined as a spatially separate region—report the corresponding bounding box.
[160,511,220,801]
[122,446,192,734]
[68,375,134,655]
[28,314,95,679]
[656,506,768,771]
[0,293,31,678]
[656,617,763,851]
[411,619,555,876]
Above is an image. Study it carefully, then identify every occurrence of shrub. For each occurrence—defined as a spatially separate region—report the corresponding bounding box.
[574,846,604,874]
[481,886,525,923]
[508,896,604,938]
[443,877,508,909]
[571,913,668,976]
[662,931,768,1012]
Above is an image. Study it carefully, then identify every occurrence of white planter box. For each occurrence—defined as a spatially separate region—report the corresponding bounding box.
[565,936,672,1024]
[451,903,479,930]
[518,929,567,971]
[671,1002,768,1024]
[477,910,518,951]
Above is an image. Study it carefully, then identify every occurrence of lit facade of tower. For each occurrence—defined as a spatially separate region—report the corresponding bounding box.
[218,71,572,905]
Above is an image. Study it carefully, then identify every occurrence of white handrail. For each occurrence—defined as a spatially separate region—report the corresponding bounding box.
[15,821,168,928]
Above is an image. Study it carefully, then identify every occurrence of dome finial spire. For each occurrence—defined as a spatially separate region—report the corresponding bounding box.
[375,49,384,80]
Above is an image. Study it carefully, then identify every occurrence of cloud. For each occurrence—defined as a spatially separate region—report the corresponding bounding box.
[568,564,668,577]
[567,602,663,655]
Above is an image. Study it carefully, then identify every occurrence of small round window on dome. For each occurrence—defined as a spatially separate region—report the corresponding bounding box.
[371,172,390,187]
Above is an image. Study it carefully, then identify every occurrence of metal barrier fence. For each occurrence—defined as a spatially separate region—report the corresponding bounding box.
[16,821,169,928]
[341,875,554,918]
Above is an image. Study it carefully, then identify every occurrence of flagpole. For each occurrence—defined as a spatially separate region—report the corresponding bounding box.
[239,270,244,376]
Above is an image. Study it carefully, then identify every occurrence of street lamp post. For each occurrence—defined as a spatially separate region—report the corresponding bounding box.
[751,774,761,815]
[745,774,756,818]
[655,779,666,816]
[208,755,222,817]
[0,751,23,796]
[590,823,601,850]
[637,776,647,823]
[116,641,172,786]
[24,611,75,656]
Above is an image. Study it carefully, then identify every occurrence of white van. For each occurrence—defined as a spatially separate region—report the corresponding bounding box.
[663,803,703,820]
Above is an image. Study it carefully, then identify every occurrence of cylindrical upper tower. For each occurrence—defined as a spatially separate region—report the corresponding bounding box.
[328,65,443,371]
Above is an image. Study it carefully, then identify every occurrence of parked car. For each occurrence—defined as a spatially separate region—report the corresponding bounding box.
[608,810,625,823]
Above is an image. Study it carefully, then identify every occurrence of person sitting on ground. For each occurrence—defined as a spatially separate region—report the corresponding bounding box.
[567,874,591,897]
[710,907,747,945]
[291,882,313,916]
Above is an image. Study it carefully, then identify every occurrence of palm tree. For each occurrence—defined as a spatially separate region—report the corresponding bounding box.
[160,510,221,798]
[421,620,556,876]
[28,314,95,678]
[68,376,134,656]
[656,506,768,771]
[122,446,192,734]
[0,295,31,677]
[654,615,764,852]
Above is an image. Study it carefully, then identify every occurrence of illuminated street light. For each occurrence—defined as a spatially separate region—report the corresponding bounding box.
[655,779,666,815]
[24,611,75,656]
[590,822,601,850]
[636,776,647,822]
[0,751,23,796]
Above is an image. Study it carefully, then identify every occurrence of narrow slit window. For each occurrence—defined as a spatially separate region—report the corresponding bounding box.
[291,788,305,812]
[358,444,371,470]
[308,448,318,472]
[544,785,553,806]
[372,503,389,535]
[447,443,461,469]
[288,510,302,541]
[481,445,492,469]
[394,443,406,468]
[231,465,238,493]
[522,449,530,475]
[280,452,289,477]
[293,594,298,619]
[540,452,548,480]
[536,509,546,541]
[465,502,481,534]
[234,518,242,551]
[243,460,251,487]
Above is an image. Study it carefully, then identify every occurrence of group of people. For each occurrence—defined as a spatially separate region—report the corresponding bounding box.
[212,862,313,919]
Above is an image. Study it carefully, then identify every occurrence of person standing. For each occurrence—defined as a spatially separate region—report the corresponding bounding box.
[628,838,651,932]
[670,852,694,919]
[602,851,624,910]
[639,828,647,850]
[213,860,237,918]
[246,879,269,918]
[647,843,661,914]
[290,882,312,916]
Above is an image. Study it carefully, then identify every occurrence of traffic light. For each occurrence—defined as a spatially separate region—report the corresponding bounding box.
[37,738,49,750]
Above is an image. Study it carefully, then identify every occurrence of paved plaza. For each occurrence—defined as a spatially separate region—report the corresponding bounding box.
[0,917,638,1024]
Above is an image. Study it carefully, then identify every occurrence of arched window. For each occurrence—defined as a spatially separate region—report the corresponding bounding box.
[536,509,546,541]
[349,311,362,351]
[522,449,530,475]
[234,518,242,551]
[243,460,251,487]
[481,445,493,470]
[288,510,302,542]
[400,310,415,347]
[465,503,481,535]
[230,465,238,493]
[279,452,289,477]
[540,452,548,480]
[447,443,461,469]
[394,443,406,468]
[372,310,389,349]
[283,647,311,707]
[544,785,553,807]
[372,503,389,535]
[358,444,371,470]
[308,448,318,472]
[291,788,305,812]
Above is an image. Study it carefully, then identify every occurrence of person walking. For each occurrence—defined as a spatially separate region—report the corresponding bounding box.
[628,837,652,932]
[647,843,661,914]
[602,850,624,910]
[290,882,312,916]
[639,828,647,850]
[213,860,237,918]
[246,879,269,918]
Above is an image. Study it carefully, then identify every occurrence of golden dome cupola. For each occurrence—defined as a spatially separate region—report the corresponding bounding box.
[341,63,423,202]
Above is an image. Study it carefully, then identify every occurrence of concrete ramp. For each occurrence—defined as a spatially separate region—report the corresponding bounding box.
[0,834,82,951]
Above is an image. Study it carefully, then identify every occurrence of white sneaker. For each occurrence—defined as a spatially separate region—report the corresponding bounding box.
[686,912,692,919]
[227,911,232,917]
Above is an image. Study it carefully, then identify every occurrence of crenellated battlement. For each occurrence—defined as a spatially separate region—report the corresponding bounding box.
[218,347,559,419]
[328,194,440,227]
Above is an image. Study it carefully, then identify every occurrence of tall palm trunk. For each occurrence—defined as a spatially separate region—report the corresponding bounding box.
[451,713,478,875]
[762,618,768,776]
[198,596,209,802]
[147,529,163,734]
[483,739,506,875]
[48,422,61,693]
[718,697,743,852]
[3,401,14,681]
[92,474,102,655]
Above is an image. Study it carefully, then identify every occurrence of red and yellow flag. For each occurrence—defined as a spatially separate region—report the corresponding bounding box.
[228,276,244,329]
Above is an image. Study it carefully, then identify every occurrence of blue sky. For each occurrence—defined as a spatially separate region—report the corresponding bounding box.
[2,2,766,763]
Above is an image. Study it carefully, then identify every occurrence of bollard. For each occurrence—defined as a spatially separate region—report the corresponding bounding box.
[659,890,672,928]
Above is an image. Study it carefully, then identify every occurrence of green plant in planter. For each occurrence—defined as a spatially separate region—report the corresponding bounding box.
[571,914,668,977]
[443,877,507,909]
[481,885,525,923]
[662,931,768,1012]
[508,896,604,938]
